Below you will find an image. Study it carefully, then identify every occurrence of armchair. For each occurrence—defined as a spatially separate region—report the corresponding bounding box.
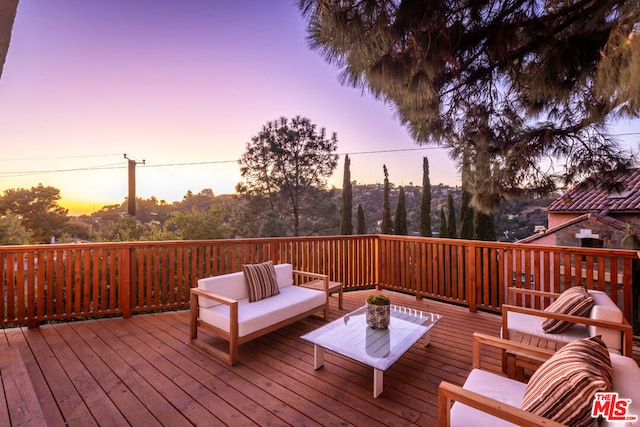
[438,333,640,427]
[502,287,633,357]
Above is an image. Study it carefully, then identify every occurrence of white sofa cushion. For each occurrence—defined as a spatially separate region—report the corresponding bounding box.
[198,284,326,337]
[506,311,589,344]
[274,263,294,289]
[197,270,248,308]
[588,291,623,353]
[449,369,527,427]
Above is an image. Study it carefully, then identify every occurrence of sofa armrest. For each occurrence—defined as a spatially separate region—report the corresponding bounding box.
[191,287,239,306]
[438,381,565,427]
[190,288,239,339]
[292,270,329,292]
[502,305,634,356]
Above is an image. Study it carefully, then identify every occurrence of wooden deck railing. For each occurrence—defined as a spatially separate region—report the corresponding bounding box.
[1,235,637,329]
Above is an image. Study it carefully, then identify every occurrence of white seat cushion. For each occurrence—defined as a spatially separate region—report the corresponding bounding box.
[199,285,326,337]
[449,369,526,427]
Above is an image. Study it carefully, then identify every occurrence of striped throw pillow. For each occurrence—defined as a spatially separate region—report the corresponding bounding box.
[243,261,280,302]
[521,336,613,427]
[542,286,594,333]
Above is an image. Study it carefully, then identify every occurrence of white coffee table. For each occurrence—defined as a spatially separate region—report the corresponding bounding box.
[301,304,441,397]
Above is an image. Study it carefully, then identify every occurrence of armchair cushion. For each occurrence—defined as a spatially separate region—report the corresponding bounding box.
[541,286,594,334]
[243,261,279,302]
[521,336,613,427]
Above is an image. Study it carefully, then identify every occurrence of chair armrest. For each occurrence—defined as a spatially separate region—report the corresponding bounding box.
[507,287,560,305]
[293,270,329,291]
[502,304,632,331]
[471,333,555,369]
[438,381,565,427]
[502,305,634,356]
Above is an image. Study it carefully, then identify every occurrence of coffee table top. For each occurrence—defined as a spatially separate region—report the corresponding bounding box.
[301,305,441,371]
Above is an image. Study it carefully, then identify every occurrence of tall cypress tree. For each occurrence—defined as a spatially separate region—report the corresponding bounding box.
[394,186,407,235]
[339,154,353,235]
[459,152,474,239]
[439,207,448,238]
[356,204,366,234]
[446,192,457,238]
[419,157,432,237]
[381,165,393,234]
[475,211,497,241]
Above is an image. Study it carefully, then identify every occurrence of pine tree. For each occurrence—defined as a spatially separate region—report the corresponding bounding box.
[446,193,457,238]
[301,1,638,210]
[439,207,447,238]
[419,157,432,237]
[394,187,407,235]
[339,154,353,235]
[356,204,365,234]
[381,165,393,234]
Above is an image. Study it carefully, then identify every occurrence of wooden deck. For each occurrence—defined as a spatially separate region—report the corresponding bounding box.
[1,290,638,427]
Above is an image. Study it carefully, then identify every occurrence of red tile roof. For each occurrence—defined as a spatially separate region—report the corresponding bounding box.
[517,212,634,243]
[548,169,640,213]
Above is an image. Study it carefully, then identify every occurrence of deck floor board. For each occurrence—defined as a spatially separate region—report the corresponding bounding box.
[2,289,638,426]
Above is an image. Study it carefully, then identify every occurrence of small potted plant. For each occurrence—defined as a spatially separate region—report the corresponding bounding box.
[366,294,391,328]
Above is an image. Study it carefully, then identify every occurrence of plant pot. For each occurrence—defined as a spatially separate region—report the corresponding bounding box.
[366,302,390,329]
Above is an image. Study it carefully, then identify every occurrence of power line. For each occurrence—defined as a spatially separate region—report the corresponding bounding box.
[0,153,122,162]
[1,135,638,179]
[0,147,442,178]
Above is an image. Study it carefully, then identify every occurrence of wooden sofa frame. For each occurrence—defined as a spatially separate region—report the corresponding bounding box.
[502,287,634,357]
[190,269,329,366]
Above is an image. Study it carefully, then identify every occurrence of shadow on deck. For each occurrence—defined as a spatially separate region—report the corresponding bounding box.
[1,290,638,426]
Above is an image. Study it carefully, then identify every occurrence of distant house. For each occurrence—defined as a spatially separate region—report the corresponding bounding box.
[518,169,640,250]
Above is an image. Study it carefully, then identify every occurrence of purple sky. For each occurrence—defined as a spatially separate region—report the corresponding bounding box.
[0,0,638,215]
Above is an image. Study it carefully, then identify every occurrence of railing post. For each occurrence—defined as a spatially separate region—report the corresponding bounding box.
[120,247,132,318]
[467,245,477,313]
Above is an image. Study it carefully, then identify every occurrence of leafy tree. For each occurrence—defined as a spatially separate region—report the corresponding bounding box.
[0,212,32,245]
[381,165,393,234]
[394,186,407,235]
[0,184,69,243]
[237,116,338,236]
[339,154,353,235]
[446,193,457,238]
[419,157,432,237]
[98,216,147,242]
[165,205,230,240]
[356,204,365,234]
[299,0,639,210]
[439,207,448,238]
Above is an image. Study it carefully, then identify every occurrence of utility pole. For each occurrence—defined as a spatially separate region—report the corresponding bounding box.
[124,154,145,217]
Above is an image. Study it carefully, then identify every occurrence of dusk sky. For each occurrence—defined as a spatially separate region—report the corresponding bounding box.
[1,0,638,215]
